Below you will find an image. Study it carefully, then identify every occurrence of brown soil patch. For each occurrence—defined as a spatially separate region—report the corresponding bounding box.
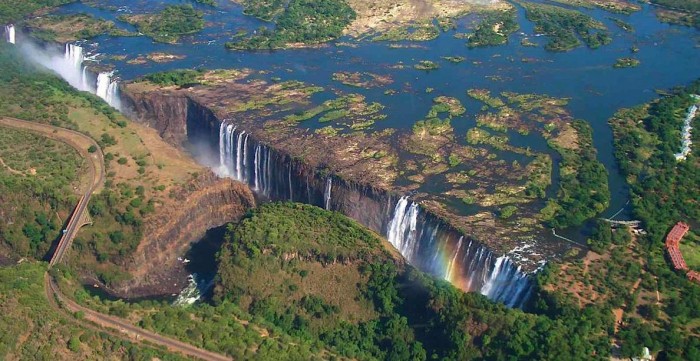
[613,308,623,333]
[344,0,510,36]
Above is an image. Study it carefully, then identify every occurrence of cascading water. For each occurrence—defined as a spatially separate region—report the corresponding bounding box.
[218,122,280,198]
[324,178,332,210]
[95,71,121,109]
[385,196,533,308]
[215,122,533,307]
[65,43,84,69]
[5,24,15,44]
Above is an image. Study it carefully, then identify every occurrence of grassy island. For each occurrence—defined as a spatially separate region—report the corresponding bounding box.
[26,13,127,43]
[0,0,76,23]
[414,60,439,71]
[519,1,611,51]
[119,5,204,43]
[226,0,355,49]
[465,9,519,48]
[613,57,640,68]
[549,0,640,14]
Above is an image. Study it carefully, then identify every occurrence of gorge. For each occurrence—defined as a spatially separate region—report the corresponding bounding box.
[120,78,536,308]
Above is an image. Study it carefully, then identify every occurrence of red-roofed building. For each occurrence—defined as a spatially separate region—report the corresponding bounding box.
[688,271,700,284]
[665,222,689,248]
[665,222,691,271]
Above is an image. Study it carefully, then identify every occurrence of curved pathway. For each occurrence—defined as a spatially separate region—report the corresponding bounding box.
[0,117,231,361]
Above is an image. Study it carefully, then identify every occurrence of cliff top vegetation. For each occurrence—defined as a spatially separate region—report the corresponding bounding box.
[63,202,620,360]
[0,43,204,289]
[119,5,205,44]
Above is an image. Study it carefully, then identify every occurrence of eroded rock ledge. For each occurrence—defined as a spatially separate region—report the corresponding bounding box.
[105,172,255,299]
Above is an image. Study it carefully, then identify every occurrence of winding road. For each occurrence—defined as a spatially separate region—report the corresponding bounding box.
[1,117,231,361]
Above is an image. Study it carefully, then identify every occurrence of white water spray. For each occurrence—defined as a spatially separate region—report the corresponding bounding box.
[5,24,15,44]
[386,196,533,308]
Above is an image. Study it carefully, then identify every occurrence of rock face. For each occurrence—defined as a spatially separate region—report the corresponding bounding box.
[108,172,255,299]
[122,90,191,145]
[120,86,535,308]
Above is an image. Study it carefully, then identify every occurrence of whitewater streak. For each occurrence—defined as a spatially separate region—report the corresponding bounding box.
[19,40,121,110]
[386,196,533,308]
[217,122,534,307]
[5,24,15,44]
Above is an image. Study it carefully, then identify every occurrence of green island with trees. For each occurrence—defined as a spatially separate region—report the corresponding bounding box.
[464,9,519,48]
[119,5,205,44]
[518,1,612,51]
[613,57,640,68]
[0,0,75,23]
[652,0,700,30]
[226,0,356,49]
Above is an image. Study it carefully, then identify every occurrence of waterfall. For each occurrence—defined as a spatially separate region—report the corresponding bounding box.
[212,122,532,307]
[445,237,463,282]
[5,24,15,44]
[65,43,84,69]
[387,197,422,262]
[81,66,90,91]
[385,196,533,308]
[480,256,533,308]
[288,164,294,201]
[95,72,121,109]
[324,178,332,210]
[253,144,260,191]
[234,131,247,181]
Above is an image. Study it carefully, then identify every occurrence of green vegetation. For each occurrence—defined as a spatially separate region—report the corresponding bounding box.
[441,56,465,63]
[0,0,75,23]
[465,9,519,48]
[119,5,204,43]
[0,44,202,287]
[240,0,285,21]
[211,203,618,359]
[544,120,610,228]
[0,128,84,258]
[538,84,700,360]
[372,22,440,42]
[0,262,183,360]
[467,88,505,108]
[284,93,385,130]
[519,2,611,51]
[194,0,217,6]
[414,60,439,71]
[609,17,634,32]
[63,202,619,360]
[610,82,700,241]
[613,57,640,68]
[651,0,700,13]
[142,69,205,87]
[607,82,700,356]
[550,0,640,14]
[651,0,700,29]
[26,13,119,43]
[227,0,356,49]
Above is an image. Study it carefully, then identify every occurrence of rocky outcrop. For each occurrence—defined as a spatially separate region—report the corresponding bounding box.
[121,89,190,145]
[107,172,255,298]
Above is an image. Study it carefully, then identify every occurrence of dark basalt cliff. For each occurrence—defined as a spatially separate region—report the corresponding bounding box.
[119,86,535,308]
[105,172,255,299]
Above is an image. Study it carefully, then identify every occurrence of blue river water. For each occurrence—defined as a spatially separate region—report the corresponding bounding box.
[51,0,700,240]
